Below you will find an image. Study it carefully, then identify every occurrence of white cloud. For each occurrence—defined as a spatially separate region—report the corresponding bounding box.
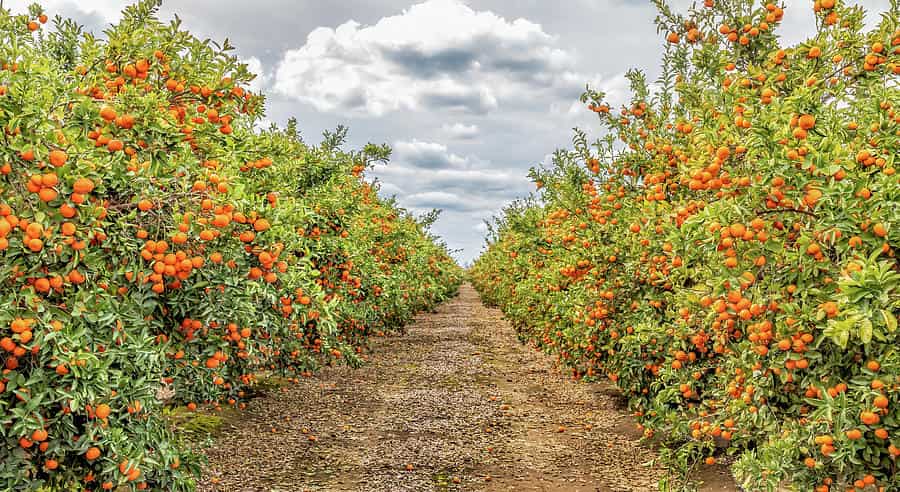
[272,0,584,116]
[441,122,479,140]
[371,138,531,221]
[374,162,528,197]
[405,191,470,210]
[241,57,271,93]
[393,139,469,169]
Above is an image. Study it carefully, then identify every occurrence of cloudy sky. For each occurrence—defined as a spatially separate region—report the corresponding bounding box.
[10,0,892,263]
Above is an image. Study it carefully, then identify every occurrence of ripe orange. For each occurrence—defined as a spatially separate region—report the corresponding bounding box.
[253,219,270,232]
[107,139,124,152]
[798,114,816,130]
[72,178,95,194]
[49,150,68,167]
[99,106,117,121]
[860,411,880,425]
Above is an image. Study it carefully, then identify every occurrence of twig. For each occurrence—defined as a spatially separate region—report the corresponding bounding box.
[755,208,817,218]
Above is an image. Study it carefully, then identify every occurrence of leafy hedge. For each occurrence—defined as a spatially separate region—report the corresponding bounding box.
[472,1,899,490]
[0,2,461,490]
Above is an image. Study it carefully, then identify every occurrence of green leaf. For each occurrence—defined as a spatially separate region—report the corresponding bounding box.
[883,309,897,333]
[835,326,849,349]
[860,318,873,344]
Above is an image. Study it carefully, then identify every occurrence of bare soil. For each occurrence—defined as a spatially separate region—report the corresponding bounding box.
[198,284,737,491]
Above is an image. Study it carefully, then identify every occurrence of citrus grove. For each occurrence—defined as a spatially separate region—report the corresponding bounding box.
[472,0,899,490]
[0,2,462,490]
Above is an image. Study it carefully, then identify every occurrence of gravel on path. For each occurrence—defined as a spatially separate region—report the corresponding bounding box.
[198,283,673,492]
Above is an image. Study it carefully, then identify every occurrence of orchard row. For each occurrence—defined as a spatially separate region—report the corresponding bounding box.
[0,2,461,490]
[473,1,899,490]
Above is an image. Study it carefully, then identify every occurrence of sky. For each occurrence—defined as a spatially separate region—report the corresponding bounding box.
[7,0,892,264]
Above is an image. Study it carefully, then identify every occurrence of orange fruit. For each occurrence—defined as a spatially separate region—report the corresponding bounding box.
[99,106,117,121]
[95,403,111,419]
[49,150,68,167]
[72,178,95,194]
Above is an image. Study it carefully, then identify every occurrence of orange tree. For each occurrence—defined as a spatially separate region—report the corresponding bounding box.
[472,0,899,490]
[0,2,461,490]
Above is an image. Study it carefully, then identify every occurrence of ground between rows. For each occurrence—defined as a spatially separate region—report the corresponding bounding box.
[198,284,737,491]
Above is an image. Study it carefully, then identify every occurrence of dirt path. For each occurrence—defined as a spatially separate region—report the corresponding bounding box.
[198,284,673,491]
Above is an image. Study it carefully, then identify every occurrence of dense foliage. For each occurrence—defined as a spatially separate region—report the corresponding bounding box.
[0,2,461,490]
[472,0,899,490]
